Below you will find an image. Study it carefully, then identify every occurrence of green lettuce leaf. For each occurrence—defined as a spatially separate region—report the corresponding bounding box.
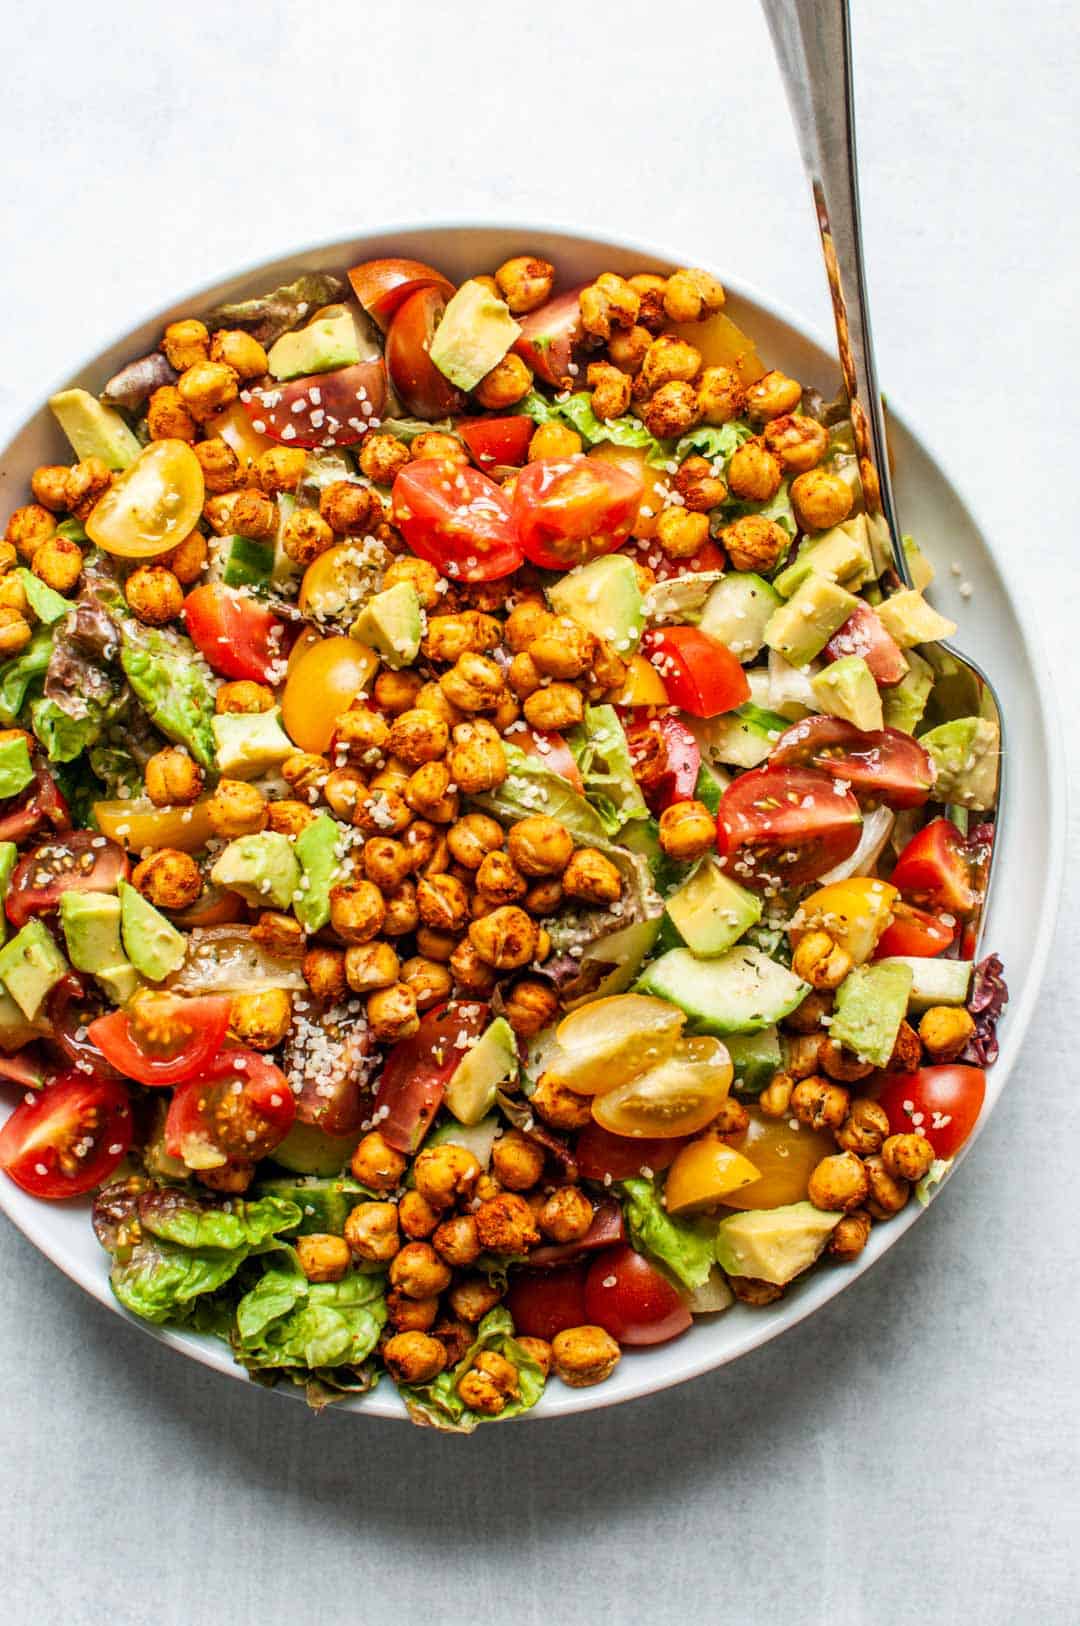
[202,272,347,348]
[29,696,109,763]
[568,705,648,834]
[120,622,217,768]
[0,627,53,725]
[233,1255,387,1370]
[515,389,660,453]
[620,1175,715,1290]
[916,1157,953,1207]
[110,1237,251,1325]
[476,739,612,844]
[138,1191,301,1252]
[671,421,753,465]
[723,478,796,540]
[399,1307,546,1432]
[87,741,143,800]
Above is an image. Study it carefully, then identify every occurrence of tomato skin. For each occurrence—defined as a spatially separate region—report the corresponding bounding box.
[183,584,286,684]
[505,1264,589,1341]
[46,974,123,1083]
[722,1109,836,1210]
[716,765,863,888]
[346,257,455,331]
[165,1048,294,1168]
[640,628,750,719]
[391,459,522,582]
[648,538,727,581]
[281,635,380,754]
[584,1246,692,1346]
[824,602,909,686]
[876,1066,986,1159]
[529,1198,627,1266]
[457,414,534,470]
[891,818,977,915]
[93,797,215,856]
[0,1073,132,1199]
[386,287,468,419]
[874,903,957,959]
[575,1122,686,1182]
[374,1002,490,1153]
[0,764,71,845]
[6,832,129,929]
[514,726,584,793]
[513,457,644,570]
[88,995,232,1088]
[244,360,387,448]
[513,288,586,387]
[624,711,701,813]
[769,716,934,809]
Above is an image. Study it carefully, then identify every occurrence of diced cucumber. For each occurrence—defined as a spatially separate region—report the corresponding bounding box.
[726,1026,781,1094]
[701,703,788,769]
[699,573,781,662]
[222,535,275,588]
[255,1172,371,1234]
[635,945,808,1035]
[561,916,663,1009]
[875,956,972,1012]
[425,1114,501,1169]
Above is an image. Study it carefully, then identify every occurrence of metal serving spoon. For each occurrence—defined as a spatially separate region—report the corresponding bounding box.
[761,0,1003,952]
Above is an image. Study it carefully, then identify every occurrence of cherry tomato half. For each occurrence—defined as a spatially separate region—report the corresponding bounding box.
[385,286,468,419]
[374,1002,490,1153]
[873,902,957,959]
[6,832,129,929]
[721,1109,836,1210]
[0,1072,132,1199]
[505,1264,589,1341]
[584,1245,692,1346]
[281,635,380,754]
[623,711,701,813]
[890,818,978,916]
[88,993,232,1088]
[184,584,287,685]
[165,1048,295,1169]
[0,763,71,845]
[514,725,584,793]
[93,797,215,856]
[512,287,586,387]
[769,715,934,809]
[391,459,522,582]
[244,360,387,448]
[823,601,909,687]
[457,414,534,470]
[640,627,750,719]
[574,1121,687,1182]
[346,257,455,331]
[716,765,863,889]
[513,457,643,570]
[85,440,205,559]
[876,1065,986,1159]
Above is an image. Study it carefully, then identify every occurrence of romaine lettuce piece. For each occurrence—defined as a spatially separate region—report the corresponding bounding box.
[620,1176,715,1290]
[0,627,53,725]
[568,705,648,834]
[398,1307,546,1431]
[202,272,347,347]
[234,1256,387,1371]
[120,621,218,768]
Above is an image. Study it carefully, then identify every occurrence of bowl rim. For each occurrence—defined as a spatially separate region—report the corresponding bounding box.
[0,219,1067,1423]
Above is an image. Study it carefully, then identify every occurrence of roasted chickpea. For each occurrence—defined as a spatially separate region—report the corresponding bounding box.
[319,480,382,536]
[504,816,572,879]
[517,1336,553,1378]
[250,911,304,958]
[579,272,640,340]
[727,439,783,503]
[728,1276,785,1306]
[807,1151,870,1214]
[491,1130,546,1192]
[674,454,728,512]
[374,667,423,715]
[790,1077,851,1133]
[537,1187,593,1244]
[0,574,27,615]
[144,746,203,807]
[177,359,239,423]
[383,1330,447,1384]
[354,787,413,836]
[887,1020,923,1075]
[229,988,292,1050]
[696,365,746,425]
[440,652,505,713]
[640,381,701,439]
[441,941,492,1000]
[256,445,307,495]
[745,369,803,422]
[502,977,559,1039]
[447,719,507,795]
[523,682,584,733]
[562,848,622,905]
[132,848,202,911]
[359,837,409,894]
[640,335,702,394]
[207,778,267,838]
[385,708,448,768]
[326,880,383,944]
[763,413,829,474]
[468,906,539,970]
[819,1038,875,1084]
[863,1154,911,1219]
[381,554,442,610]
[918,1005,976,1062]
[389,1240,453,1300]
[784,1034,826,1081]
[607,322,652,375]
[30,467,72,514]
[344,1201,401,1263]
[417,873,471,933]
[163,530,209,584]
[627,272,668,331]
[367,981,419,1043]
[267,799,317,838]
[228,490,280,539]
[397,1190,440,1240]
[495,255,555,313]
[64,458,112,523]
[790,468,853,532]
[281,507,334,566]
[475,850,527,905]
[344,941,401,994]
[188,437,240,497]
[507,651,542,699]
[758,1072,795,1118]
[208,328,267,379]
[422,609,500,663]
[663,266,725,322]
[474,352,533,409]
[504,600,554,653]
[447,811,504,870]
[296,1233,351,1284]
[475,1192,540,1254]
[586,360,633,420]
[431,1213,481,1269]
[146,385,197,443]
[791,930,853,991]
[302,946,347,1003]
[448,1276,503,1324]
[349,1131,407,1192]
[656,507,710,559]
[124,565,183,625]
[658,799,716,862]
[380,878,420,937]
[528,618,596,680]
[528,421,583,461]
[399,955,453,1011]
[721,513,791,574]
[882,1133,935,1183]
[783,989,835,1035]
[551,1325,621,1387]
[360,432,411,485]
[828,1207,872,1262]
[835,1097,890,1157]
[32,536,82,593]
[531,1073,592,1131]
[162,318,209,372]
[473,1349,522,1402]
[403,819,445,873]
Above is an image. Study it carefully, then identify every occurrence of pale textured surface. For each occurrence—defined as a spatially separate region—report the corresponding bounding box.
[1,2,1078,1622]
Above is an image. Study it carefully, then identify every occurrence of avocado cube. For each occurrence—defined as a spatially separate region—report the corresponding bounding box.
[665,859,762,958]
[211,832,301,911]
[350,581,422,669]
[903,534,935,591]
[882,648,935,733]
[0,735,34,801]
[829,961,913,1068]
[918,717,1000,811]
[294,814,342,932]
[119,881,186,982]
[811,655,884,731]
[876,589,957,649]
[773,514,874,598]
[764,575,861,667]
[267,307,360,381]
[428,280,520,391]
[0,918,68,1019]
[715,1201,841,1285]
[548,554,645,655]
[49,388,141,470]
[444,1017,519,1125]
[212,708,295,780]
[60,892,140,1004]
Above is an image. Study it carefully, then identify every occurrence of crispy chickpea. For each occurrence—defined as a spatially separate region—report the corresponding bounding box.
[784,1034,826,1081]
[791,1077,850,1133]
[250,911,304,959]
[516,1336,553,1378]
[663,266,725,322]
[32,536,82,593]
[552,1325,621,1387]
[162,318,209,372]
[383,1330,447,1384]
[887,1019,923,1075]
[475,1192,540,1254]
[658,800,716,863]
[318,480,382,536]
[469,906,539,970]
[720,513,790,575]
[354,788,412,837]
[475,850,527,905]
[381,878,420,936]
[529,617,596,680]
[207,778,267,838]
[208,328,267,379]
[163,530,209,585]
[30,466,72,514]
[495,255,555,313]
[528,421,583,461]
[267,800,317,839]
[389,1240,453,1299]
[144,746,202,807]
[508,651,542,699]
[763,413,829,475]
[807,1151,870,1214]
[829,1207,872,1262]
[124,565,183,626]
[360,837,410,894]
[607,323,652,375]
[537,1187,593,1244]
[296,1233,351,1284]
[640,381,701,439]
[505,816,573,878]
[523,682,583,733]
[562,848,623,905]
[189,436,240,496]
[381,554,442,610]
[367,981,419,1043]
[203,494,242,536]
[759,1072,795,1118]
[504,600,554,653]
[474,352,533,409]
[819,1038,875,1084]
[448,811,504,870]
[449,1276,503,1324]
[530,1072,592,1131]
[0,574,27,615]
[502,977,560,1039]
[656,507,710,559]
[177,360,239,423]
[791,930,852,991]
[417,873,471,933]
[696,365,746,425]
[386,708,448,767]
[360,432,411,485]
[863,1154,910,1219]
[918,1005,976,1061]
[132,848,202,911]
[447,719,507,794]
[344,941,401,994]
[589,638,628,697]
[835,1098,890,1157]
[386,1289,440,1333]
[399,955,453,1011]
[440,653,505,713]
[430,1317,471,1365]
[474,1349,522,1402]
[404,820,446,873]
[232,491,280,540]
[627,272,668,331]
[344,1201,401,1263]
[640,335,702,394]
[727,439,783,503]
[349,1130,407,1192]
[728,1276,785,1306]
[449,937,497,995]
[491,1130,546,1192]
[746,369,803,422]
[374,667,423,715]
[398,1191,440,1241]
[230,988,292,1050]
[146,385,197,443]
[281,507,334,566]
[328,880,385,944]
[784,989,834,1034]
[256,445,307,495]
[674,455,728,512]
[586,360,633,420]
[882,1133,935,1183]
[431,1213,481,1269]
[65,458,112,523]
[302,946,347,1003]
[791,468,853,532]
[332,708,390,768]
[422,609,499,663]
[579,272,640,340]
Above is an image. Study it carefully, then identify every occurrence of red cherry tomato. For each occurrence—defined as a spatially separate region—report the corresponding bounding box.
[89,994,232,1088]
[165,1048,295,1168]
[512,457,643,570]
[457,414,534,470]
[514,725,585,793]
[385,286,468,419]
[873,902,957,959]
[244,360,387,448]
[623,712,701,813]
[876,1065,986,1159]
[529,1198,628,1267]
[891,818,977,915]
[716,765,863,889]
[290,1015,373,1136]
[505,1264,589,1341]
[0,763,71,844]
[0,1072,132,1199]
[583,1245,692,1346]
[512,288,586,387]
[769,715,934,809]
[6,832,129,930]
[640,627,750,719]
[46,974,123,1083]
[391,459,522,582]
[575,1121,687,1182]
[647,538,727,582]
[823,601,909,686]
[346,257,454,331]
[183,583,287,684]
[373,1002,490,1153]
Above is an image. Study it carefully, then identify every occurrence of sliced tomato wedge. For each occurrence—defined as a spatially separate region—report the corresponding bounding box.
[0,1072,132,1198]
[574,1121,687,1182]
[514,726,584,793]
[457,414,534,470]
[346,257,454,331]
[373,1001,489,1153]
[385,286,468,419]
[6,832,129,929]
[876,1065,986,1159]
[287,1013,373,1136]
[505,1263,589,1340]
[0,763,71,844]
[528,1198,627,1267]
[88,993,232,1088]
[647,538,727,581]
[640,627,750,719]
[623,712,701,813]
[513,287,586,387]
[183,583,287,683]
[513,456,643,570]
[46,974,123,1082]
[823,601,909,686]
[769,715,934,809]
[391,459,522,582]
[873,901,957,958]
[890,818,977,915]
[716,765,863,889]
[584,1245,692,1346]
[165,1048,294,1169]
[244,360,387,448]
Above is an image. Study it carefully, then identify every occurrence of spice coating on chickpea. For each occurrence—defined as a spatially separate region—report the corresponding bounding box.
[144,747,203,807]
[125,566,183,625]
[551,1326,621,1387]
[132,849,202,911]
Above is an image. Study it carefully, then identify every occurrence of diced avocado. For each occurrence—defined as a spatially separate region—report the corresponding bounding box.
[0,736,33,800]
[764,576,861,667]
[267,306,360,381]
[876,589,957,649]
[726,1027,782,1095]
[665,858,762,958]
[767,648,819,719]
[0,843,16,946]
[15,569,70,625]
[0,988,42,1051]
[118,880,186,982]
[919,717,999,811]
[773,514,874,598]
[693,759,728,816]
[715,1201,841,1286]
[444,1017,519,1125]
[211,831,300,911]
[294,814,341,932]
[903,534,935,591]
[48,388,141,470]
[60,891,140,1004]
[221,535,275,588]
[560,916,663,1009]
[882,647,935,733]
[875,955,972,1012]
[0,918,68,1019]
[212,708,295,780]
[635,945,809,1036]
[699,573,782,661]
[350,581,422,669]
[702,702,789,770]
[811,655,883,731]
[255,1171,371,1233]
[269,1122,364,1178]
[548,554,645,655]
[829,960,913,1067]
[428,279,521,391]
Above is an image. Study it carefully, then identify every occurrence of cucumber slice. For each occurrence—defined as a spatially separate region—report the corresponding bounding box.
[635,945,808,1035]
[699,573,781,662]
[254,1171,370,1233]
[425,1114,501,1169]
[875,956,972,1012]
[726,1027,782,1094]
[701,703,788,770]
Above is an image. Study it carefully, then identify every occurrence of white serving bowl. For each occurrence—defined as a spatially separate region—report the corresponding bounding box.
[0,225,1064,1422]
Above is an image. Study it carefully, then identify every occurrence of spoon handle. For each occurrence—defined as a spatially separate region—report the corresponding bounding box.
[760,0,910,583]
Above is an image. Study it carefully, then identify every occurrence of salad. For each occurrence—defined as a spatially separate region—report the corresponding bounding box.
[0,250,1005,1426]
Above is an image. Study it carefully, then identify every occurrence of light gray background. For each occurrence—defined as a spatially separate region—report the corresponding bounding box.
[2,3,1077,1622]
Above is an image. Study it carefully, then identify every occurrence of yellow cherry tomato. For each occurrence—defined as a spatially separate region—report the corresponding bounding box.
[791,877,899,966]
[663,1135,762,1214]
[93,797,215,854]
[546,993,685,1096]
[281,635,379,753]
[589,444,668,540]
[720,1109,836,1211]
[612,652,669,708]
[299,542,382,624]
[85,440,205,559]
[205,400,276,469]
[669,311,765,386]
[591,1037,733,1138]
[287,625,321,672]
